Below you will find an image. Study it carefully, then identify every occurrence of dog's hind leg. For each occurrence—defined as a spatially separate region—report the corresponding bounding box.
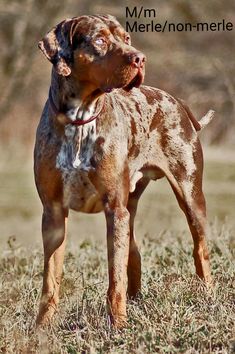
[164,146,212,284]
[127,177,149,298]
[36,204,68,326]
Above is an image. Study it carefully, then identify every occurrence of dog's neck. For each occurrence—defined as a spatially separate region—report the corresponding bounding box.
[50,70,104,124]
[50,70,104,170]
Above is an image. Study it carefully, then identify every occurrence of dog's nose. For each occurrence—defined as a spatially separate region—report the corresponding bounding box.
[128,52,146,68]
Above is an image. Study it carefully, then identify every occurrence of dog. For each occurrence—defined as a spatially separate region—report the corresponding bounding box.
[34,14,214,327]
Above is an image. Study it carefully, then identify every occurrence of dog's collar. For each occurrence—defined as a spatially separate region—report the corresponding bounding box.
[49,87,104,126]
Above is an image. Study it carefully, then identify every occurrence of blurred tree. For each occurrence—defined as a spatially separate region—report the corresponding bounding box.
[0,0,66,120]
[0,0,234,144]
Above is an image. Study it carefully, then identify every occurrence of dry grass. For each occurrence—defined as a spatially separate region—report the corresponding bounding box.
[0,147,235,353]
[0,221,234,353]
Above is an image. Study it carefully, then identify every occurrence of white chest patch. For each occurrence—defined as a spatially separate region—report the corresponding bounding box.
[56,120,96,172]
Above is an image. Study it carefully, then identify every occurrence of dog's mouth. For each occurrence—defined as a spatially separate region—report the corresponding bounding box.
[123,69,144,92]
[100,68,145,94]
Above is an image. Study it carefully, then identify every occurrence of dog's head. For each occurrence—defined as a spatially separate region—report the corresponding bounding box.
[38,15,145,93]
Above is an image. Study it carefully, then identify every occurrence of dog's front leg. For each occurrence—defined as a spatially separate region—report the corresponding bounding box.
[127,177,149,298]
[105,204,130,328]
[89,141,130,327]
[36,205,68,326]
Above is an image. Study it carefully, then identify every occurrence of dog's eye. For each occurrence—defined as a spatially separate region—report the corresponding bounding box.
[94,38,106,46]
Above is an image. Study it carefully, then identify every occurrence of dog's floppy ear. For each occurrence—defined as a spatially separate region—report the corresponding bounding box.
[38,20,74,76]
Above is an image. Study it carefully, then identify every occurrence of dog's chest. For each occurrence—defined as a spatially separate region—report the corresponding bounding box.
[56,122,103,213]
[62,169,103,213]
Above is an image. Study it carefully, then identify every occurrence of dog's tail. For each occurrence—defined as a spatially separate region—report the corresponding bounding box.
[178,98,215,132]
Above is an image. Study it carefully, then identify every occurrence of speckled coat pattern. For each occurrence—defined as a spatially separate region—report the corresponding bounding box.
[34,14,214,327]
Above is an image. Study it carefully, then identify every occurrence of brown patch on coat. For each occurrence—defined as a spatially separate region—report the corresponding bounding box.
[140,87,163,105]
[150,107,164,132]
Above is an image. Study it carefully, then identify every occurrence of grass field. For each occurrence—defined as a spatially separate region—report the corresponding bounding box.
[0,147,235,353]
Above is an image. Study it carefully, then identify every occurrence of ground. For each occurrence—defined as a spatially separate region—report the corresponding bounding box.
[0,146,234,353]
